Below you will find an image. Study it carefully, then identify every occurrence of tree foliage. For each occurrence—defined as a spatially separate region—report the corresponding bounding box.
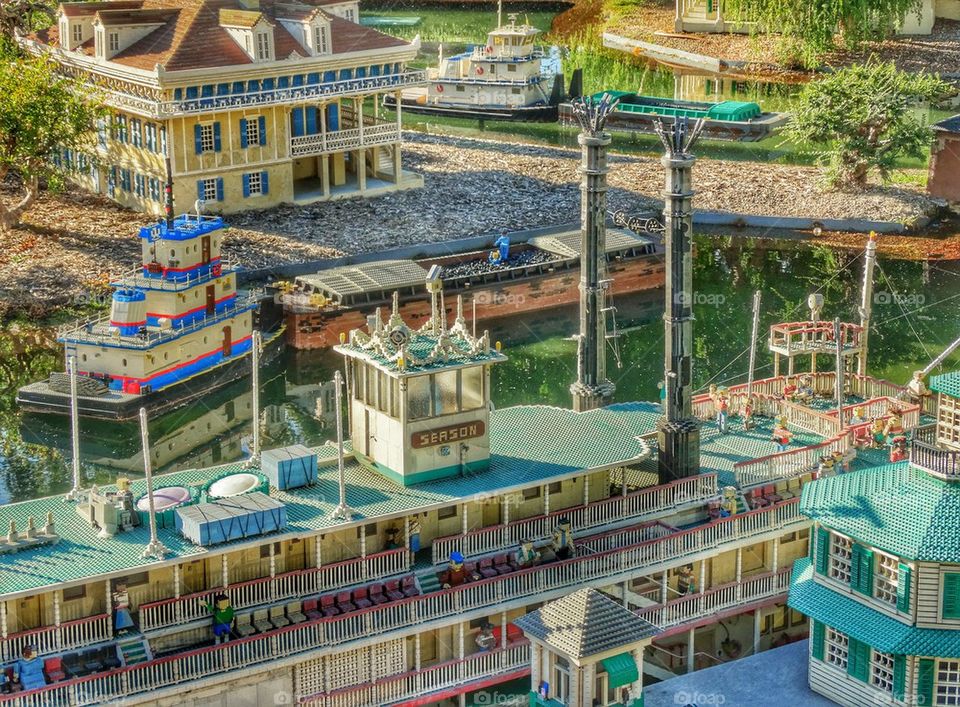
[785,60,949,190]
[0,49,104,230]
[725,0,925,67]
[0,0,57,38]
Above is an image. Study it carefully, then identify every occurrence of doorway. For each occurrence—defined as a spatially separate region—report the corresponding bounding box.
[201,235,211,264]
[222,325,232,356]
[205,284,216,315]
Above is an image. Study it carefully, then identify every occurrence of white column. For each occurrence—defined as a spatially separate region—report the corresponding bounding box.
[686,628,696,673]
[569,664,581,706]
[753,610,762,655]
[501,611,508,649]
[0,600,7,639]
[735,548,743,600]
[53,592,62,627]
[173,564,181,599]
[531,644,542,692]
[106,581,114,638]
[414,633,422,692]
[699,561,706,594]
[581,662,595,706]
[315,535,323,568]
[544,485,550,516]
[661,570,669,604]
[222,554,229,588]
[630,647,644,702]
[583,474,590,505]
[622,581,629,608]
[269,542,277,578]
[462,503,469,535]
[772,538,780,573]
[360,529,367,559]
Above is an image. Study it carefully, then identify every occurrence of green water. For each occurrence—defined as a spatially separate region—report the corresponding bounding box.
[3,235,959,504]
[373,6,952,168]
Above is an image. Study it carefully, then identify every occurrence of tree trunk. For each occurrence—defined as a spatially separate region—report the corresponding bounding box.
[0,174,39,231]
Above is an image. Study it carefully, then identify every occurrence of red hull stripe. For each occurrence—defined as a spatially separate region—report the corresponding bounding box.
[89,333,252,385]
[110,320,147,327]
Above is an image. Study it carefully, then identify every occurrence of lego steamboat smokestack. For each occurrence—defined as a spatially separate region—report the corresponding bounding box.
[569,96,617,412]
[655,118,704,483]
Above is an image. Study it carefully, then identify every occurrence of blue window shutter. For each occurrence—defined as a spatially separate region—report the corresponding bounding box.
[186,86,198,99]
[242,174,250,198]
[292,74,304,87]
[291,108,304,138]
[846,637,870,682]
[357,67,366,78]
[371,65,380,76]
[194,124,203,154]
[917,658,935,706]
[217,83,229,96]
[258,116,266,145]
[247,80,259,93]
[261,171,269,195]
[213,122,222,152]
[855,546,873,595]
[811,620,824,661]
[174,88,183,101]
[897,563,912,613]
[324,70,335,83]
[232,81,245,94]
[216,178,224,201]
[278,76,289,89]
[263,78,274,91]
[328,104,339,131]
[239,118,248,148]
[893,655,906,701]
[943,573,960,619]
[307,72,319,85]
[306,106,317,135]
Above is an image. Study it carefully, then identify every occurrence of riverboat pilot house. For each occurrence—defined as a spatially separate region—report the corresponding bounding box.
[20,0,423,214]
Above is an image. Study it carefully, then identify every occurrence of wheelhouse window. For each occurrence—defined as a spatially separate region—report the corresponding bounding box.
[406,368,486,420]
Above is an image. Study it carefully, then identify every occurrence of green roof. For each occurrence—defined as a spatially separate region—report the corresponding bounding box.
[800,462,960,562]
[789,558,960,657]
[931,372,960,398]
[0,403,661,596]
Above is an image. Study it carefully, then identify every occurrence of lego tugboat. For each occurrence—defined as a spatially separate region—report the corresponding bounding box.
[383,12,578,122]
[16,213,283,420]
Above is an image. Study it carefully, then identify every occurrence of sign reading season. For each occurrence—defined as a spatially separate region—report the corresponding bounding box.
[411,421,485,449]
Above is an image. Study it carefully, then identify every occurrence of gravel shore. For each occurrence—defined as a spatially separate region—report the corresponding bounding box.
[0,131,942,320]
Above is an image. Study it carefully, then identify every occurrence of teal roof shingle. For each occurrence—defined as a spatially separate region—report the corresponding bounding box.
[800,461,960,562]
[789,558,960,657]
[931,372,960,398]
[0,403,660,596]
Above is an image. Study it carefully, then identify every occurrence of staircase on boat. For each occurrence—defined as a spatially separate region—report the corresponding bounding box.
[117,637,153,667]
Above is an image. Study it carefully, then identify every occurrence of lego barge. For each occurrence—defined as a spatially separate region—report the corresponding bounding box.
[560,91,789,142]
[277,224,663,350]
[16,214,284,421]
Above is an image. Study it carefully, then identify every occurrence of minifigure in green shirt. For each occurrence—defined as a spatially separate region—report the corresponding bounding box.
[201,593,234,644]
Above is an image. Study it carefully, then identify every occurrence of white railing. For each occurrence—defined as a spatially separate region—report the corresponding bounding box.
[0,500,803,706]
[138,548,409,632]
[637,566,793,629]
[290,123,400,157]
[0,614,111,662]
[99,71,427,119]
[110,258,239,293]
[431,474,718,564]
[305,642,530,707]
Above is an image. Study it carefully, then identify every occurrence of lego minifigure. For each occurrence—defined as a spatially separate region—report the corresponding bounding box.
[715,389,729,434]
[112,581,135,636]
[384,527,400,550]
[475,623,497,651]
[13,646,45,691]
[884,410,904,445]
[797,375,814,402]
[516,538,540,569]
[201,593,235,644]
[817,455,836,478]
[772,417,793,452]
[441,551,468,589]
[907,370,929,405]
[676,564,696,594]
[720,486,738,517]
[890,435,908,463]
[783,377,798,400]
[551,517,574,560]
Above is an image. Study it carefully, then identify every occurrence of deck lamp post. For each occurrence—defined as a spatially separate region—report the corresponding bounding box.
[139,407,169,560]
[66,355,82,501]
[245,329,263,468]
[330,370,355,521]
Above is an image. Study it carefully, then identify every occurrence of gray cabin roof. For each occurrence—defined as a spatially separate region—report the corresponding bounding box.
[513,587,658,660]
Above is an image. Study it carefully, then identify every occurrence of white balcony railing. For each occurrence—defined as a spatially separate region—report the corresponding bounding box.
[139,548,409,632]
[0,499,803,707]
[636,566,793,630]
[99,71,427,120]
[304,642,530,707]
[0,614,111,663]
[289,123,401,157]
[431,473,718,564]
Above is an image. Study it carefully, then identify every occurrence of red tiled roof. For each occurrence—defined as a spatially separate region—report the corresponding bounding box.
[35,0,410,73]
[96,8,179,25]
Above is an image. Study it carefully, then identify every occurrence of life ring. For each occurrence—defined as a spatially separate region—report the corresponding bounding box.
[436,84,444,93]
[476,66,484,75]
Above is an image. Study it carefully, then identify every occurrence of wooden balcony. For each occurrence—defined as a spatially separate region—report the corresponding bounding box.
[304,642,530,707]
[431,473,718,564]
[138,548,408,632]
[911,437,960,479]
[0,500,802,706]
[289,122,401,158]
[0,614,110,662]
[636,567,793,631]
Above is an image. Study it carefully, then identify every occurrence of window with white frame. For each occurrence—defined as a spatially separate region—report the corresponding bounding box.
[314,25,328,54]
[201,178,218,202]
[245,118,260,147]
[199,124,215,153]
[874,552,900,606]
[825,627,849,670]
[72,24,82,43]
[937,660,960,706]
[246,171,262,195]
[829,533,853,584]
[108,32,119,52]
[345,8,355,21]
[871,650,895,693]
[256,31,271,60]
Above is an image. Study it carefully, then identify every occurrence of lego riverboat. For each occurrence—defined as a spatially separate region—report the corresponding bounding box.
[383,14,578,122]
[277,223,663,350]
[16,214,284,421]
[560,90,789,142]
